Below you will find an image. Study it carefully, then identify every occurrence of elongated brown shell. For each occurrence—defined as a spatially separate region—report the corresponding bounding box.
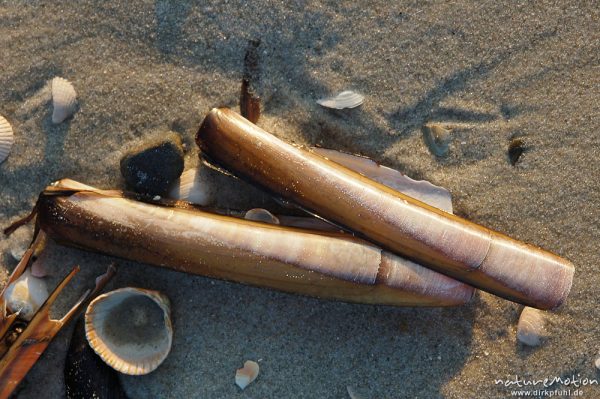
[195,108,574,310]
[85,287,173,375]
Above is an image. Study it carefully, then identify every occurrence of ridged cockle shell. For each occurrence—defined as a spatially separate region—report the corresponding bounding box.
[85,287,173,375]
[0,115,14,164]
[51,77,77,124]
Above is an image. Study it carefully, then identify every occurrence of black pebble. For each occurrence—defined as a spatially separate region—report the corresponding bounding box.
[120,132,184,195]
[508,138,526,166]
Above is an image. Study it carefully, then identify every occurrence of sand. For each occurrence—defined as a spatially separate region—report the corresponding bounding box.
[1,1,599,398]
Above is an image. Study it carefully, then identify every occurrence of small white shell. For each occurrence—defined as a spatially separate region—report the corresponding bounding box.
[235,360,259,390]
[168,168,212,206]
[595,357,600,370]
[4,269,49,321]
[517,307,546,346]
[85,287,173,375]
[0,115,14,164]
[244,208,280,225]
[317,90,364,110]
[51,77,77,123]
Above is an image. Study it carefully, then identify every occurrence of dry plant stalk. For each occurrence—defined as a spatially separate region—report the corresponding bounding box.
[34,180,474,307]
[0,232,114,398]
[195,108,574,310]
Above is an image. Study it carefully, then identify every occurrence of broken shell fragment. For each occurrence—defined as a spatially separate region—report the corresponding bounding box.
[235,360,259,390]
[422,123,451,157]
[4,269,49,321]
[0,115,14,164]
[595,357,600,371]
[85,287,173,375]
[517,307,546,346]
[317,90,364,110]
[51,77,78,124]
[244,208,280,225]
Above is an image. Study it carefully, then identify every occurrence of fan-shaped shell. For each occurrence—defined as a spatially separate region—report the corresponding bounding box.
[317,90,364,109]
[4,269,49,321]
[85,287,172,375]
[517,307,546,346]
[51,77,77,123]
[0,115,14,164]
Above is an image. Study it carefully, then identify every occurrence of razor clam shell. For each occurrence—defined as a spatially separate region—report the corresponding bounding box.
[168,167,213,206]
[422,123,451,157]
[0,115,14,164]
[85,287,173,375]
[317,90,364,110]
[51,77,77,124]
[517,307,546,346]
[311,148,452,213]
[4,269,49,321]
[235,360,259,390]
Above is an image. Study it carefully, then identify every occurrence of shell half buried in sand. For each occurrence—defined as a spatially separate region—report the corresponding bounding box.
[85,287,173,375]
[0,115,14,164]
[51,77,77,123]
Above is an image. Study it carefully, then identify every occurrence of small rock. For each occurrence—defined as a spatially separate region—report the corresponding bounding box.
[120,132,184,196]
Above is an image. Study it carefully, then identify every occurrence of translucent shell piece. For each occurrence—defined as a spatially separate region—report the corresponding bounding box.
[85,287,173,375]
[422,123,451,157]
[517,307,546,346]
[168,168,213,206]
[51,77,77,124]
[0,115,14,164]
[244,208,280,224]
[317,90,364,109]
[235,360,259,389]
[311,148,452,213]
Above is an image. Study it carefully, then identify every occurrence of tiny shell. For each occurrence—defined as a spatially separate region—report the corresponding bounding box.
[235,360,259,390]
[85,287,173,375]
[517,307,546,346]
[422,123,451,157]
[168,168,212,206]
[51,77,77,123]
[0,115,14,164]
[317,90,364,110]
[347,386,364,399]
[4,269,49,321]
[244,208,280,225]
[595,357,600,371]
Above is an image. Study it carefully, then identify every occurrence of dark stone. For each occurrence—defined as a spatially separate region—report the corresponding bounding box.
[120,132,184,195]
